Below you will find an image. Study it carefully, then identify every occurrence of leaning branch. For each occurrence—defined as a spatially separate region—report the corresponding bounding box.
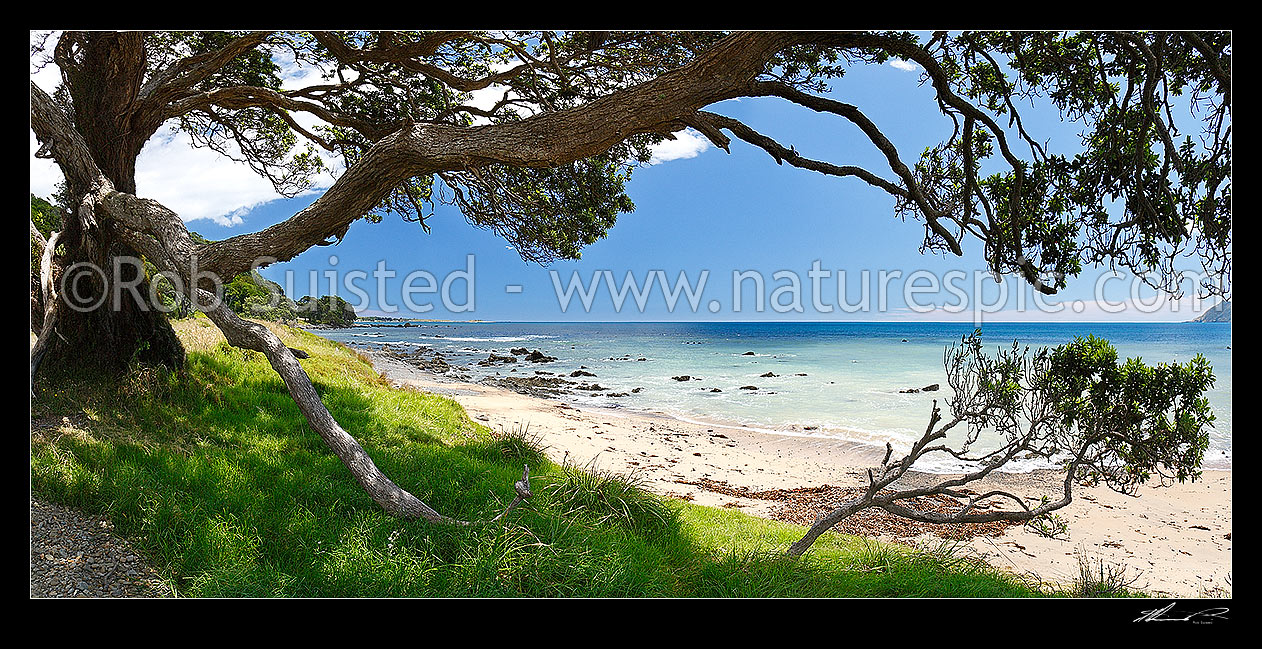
[786,399,1075,556]
[30,229,63,388]
[697,111,909,199]
[748,81,963,256]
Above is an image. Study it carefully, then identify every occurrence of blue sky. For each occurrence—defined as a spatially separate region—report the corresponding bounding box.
[30,35,1225,323]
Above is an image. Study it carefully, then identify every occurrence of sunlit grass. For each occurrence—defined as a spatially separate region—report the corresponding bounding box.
[31,319,1048,597]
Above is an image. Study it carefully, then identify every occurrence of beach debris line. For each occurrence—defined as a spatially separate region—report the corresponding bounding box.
[675,479,1019,541]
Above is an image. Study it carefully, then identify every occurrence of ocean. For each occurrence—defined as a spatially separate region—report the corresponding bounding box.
[321,321,1232,473]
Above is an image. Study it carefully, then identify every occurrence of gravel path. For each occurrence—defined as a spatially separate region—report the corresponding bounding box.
[30,497,173,598]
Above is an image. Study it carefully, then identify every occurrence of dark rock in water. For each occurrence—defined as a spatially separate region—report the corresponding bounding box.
[631,387,643,393]
[795,373,807,376]
[607,392,629,397]
[637,357,647,361]
[570,370,597,377]
[710,388,722,393]
[575,383,606,391]
[510,347,529,355]
[922,384,940,392]
[478,353,518,366]
[739,385,758,390]
[742,351,756,356]
[481,375,575,398]
[899,388,920,393]
[402,348,450,373]
[901,339,909,343]
[760,372,778,378]
[525,350,557,363]
[672,375,692,382]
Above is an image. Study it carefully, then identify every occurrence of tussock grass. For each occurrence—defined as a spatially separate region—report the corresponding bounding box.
[31,319,1050,597]
[541,458,675,534]
[1062,553,1146,598]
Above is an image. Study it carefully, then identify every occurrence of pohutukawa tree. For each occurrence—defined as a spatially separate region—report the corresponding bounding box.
[30,31,1230,522]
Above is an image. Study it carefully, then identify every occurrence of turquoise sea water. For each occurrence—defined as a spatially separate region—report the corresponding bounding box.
[322,321,1232,472]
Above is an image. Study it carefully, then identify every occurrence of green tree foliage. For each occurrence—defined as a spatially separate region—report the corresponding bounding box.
[219,270,302,323]
[30,194,63,270]
[30,194,62,240]
[947,333,1214,492]
[33,31,1226,294]
[296,295,358,328]
[1042,335,1215,488]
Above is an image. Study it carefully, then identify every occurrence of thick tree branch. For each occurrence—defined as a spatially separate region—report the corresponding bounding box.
[139,31,274,104]
[193,31,819,278]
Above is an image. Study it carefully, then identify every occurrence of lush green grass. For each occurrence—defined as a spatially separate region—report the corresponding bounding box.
[32,318,1049,597]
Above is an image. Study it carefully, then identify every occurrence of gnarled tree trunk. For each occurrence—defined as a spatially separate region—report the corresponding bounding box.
[32,230,185,377]
[31,32,185,379]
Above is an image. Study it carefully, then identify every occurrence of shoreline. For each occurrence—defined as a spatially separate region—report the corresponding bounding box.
[358,344,1231,597]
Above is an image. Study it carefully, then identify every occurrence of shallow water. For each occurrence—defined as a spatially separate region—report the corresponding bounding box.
[323,321,1232,472]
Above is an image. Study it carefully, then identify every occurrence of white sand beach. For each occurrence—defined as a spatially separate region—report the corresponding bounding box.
[366,351,1232,598]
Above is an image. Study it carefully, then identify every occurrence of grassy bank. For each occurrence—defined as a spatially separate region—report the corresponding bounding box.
[32,317,1048,597]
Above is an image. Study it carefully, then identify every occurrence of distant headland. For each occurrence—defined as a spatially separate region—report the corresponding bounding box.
[1191,300,1231,323]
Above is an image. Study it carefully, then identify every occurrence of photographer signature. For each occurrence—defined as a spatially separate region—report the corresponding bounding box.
[1134,602,1229,624]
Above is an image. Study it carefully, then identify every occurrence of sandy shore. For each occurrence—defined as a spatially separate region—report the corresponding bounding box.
[366,350,1231,597]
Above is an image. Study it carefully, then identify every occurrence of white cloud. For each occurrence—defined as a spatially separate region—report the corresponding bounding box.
[647,129,711,165]
[31,124,331,229]
[889,59,920,72]
[133,126,329,227]
[30,130,63,200]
